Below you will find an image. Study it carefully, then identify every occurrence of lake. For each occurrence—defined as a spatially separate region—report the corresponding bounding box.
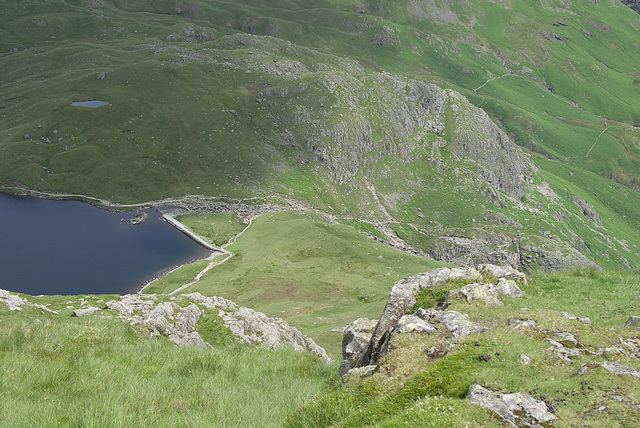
[0,193,210,295]
[71,100,109,108]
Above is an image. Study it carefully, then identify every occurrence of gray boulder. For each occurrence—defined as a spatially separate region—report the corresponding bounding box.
[546,339,583,361]
[445,278,524,307]
[72,306,101,317]
[554,332,577,345]
[466,384,557,427]
[339,318,377,376]
[600,361,640,379]
[623,316,640,329]
[355,266,515,367]
[508,319,537,329]
[478,264,527,285]
[420,309,487,338]
[184,293,332,364]
[105,294,157,316]
[560,311,591,324]
[519,354,533,365]
[356,268,455,366]
[0,289,28,311]
[394,314,437,335]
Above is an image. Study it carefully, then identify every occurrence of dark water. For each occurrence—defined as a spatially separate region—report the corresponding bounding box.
[0,193,210,295]
[71,100,109,107]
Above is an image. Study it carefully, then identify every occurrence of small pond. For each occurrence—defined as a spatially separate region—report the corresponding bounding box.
[0,193,210,295]
[71,100,110,108]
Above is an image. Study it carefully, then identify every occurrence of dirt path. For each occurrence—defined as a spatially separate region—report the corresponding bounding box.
[3,186,430,291]
[586,118,608,158]
[364,179,409,249]
[164,214,261,295]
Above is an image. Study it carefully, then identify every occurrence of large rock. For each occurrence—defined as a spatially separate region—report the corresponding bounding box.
[0,289,28,311]
[466,384,557,427]
[355,266,515,367]
[356,268,455,366]
[623,316,640,329]
[1,288,57,313]
[394,314,437,335]
[418,308,487,338]
[105,294,157,316]
[339,318,377,376]
[184,293,332,364]
[478,264,527,285]
[600,361,640,379]
[72,306,101,317]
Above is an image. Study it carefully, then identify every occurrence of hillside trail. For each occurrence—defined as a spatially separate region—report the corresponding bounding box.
[586,118,608,158]
[2,185,427,291]
[166,214,261,295]
[0,187,182,209]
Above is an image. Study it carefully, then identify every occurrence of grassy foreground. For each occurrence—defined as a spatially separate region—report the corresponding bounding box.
[2,269,639,426]
[288,269,640,427]
[0,295,339,427]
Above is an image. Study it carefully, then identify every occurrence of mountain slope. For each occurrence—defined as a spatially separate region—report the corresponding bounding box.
[2,0,640,270]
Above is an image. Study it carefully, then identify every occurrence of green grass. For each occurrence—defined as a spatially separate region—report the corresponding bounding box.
[145,211,448,358]
[0,295,339,427]
[176,212,247,247]
[288,268,640,427]
[3,0,640,273]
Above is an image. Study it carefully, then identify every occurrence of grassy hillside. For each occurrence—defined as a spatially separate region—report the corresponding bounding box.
[0,293,338,427]
[288,269,640,427]
[2,268,639,426]
[144,211,448,357]
[3,0,640,271]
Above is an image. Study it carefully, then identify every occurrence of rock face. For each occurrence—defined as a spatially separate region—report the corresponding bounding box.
[428,233,598,273]
[339,318,377,376]
[466,384,557,427]
[350,266,523,370]
[355,267,481,367]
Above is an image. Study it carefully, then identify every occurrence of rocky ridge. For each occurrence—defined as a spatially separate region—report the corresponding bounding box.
[339,265,640,426]
[0,288,332,364]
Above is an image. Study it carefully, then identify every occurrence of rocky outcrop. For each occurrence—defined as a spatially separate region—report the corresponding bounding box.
[72,306,101,317]
[355,267,481,367]
[416,308,487,337]
[444,278,524,306]
[599,361,640,379]
[621,0,640,13]
[185,293,332,364]
[427,233,598,272]
[623,316,640,329]
[350,266,523,370]
[167,26,216,42]
[466,384,557,427]
[1,288,331,363]
[0,289,58,314]
[103,292,333,362]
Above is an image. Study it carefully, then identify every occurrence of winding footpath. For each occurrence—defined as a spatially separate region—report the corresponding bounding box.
[164,214,261,296]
